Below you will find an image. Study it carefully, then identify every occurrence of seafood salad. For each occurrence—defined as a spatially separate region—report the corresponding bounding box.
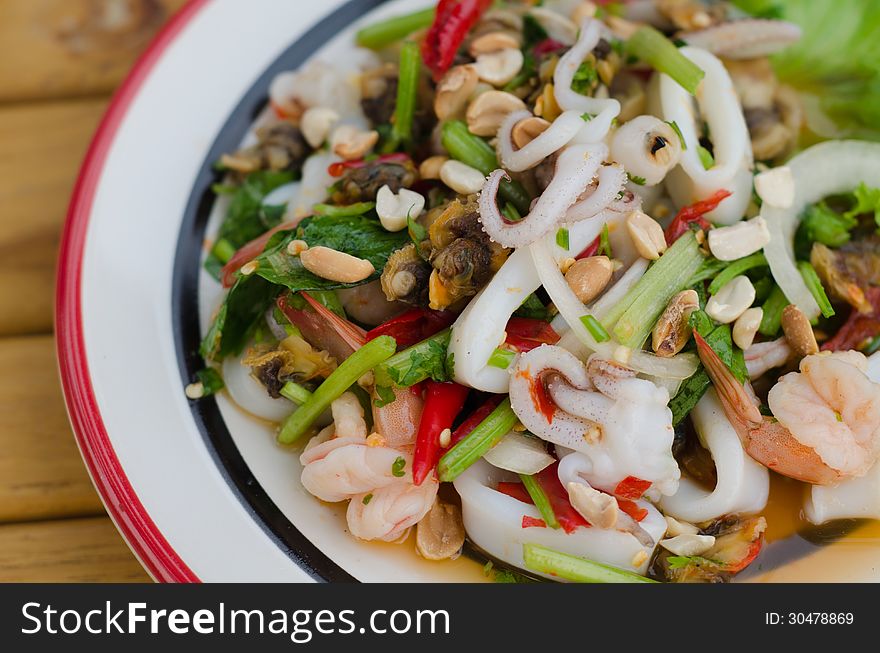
[192,0,880,583]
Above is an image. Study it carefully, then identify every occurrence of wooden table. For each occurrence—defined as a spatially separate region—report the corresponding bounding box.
[0,0,190,583]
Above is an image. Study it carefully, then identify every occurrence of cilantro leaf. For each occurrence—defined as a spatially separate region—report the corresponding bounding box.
[844,182,880,231]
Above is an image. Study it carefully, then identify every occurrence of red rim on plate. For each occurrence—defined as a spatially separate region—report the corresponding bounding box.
[55,0,211,583]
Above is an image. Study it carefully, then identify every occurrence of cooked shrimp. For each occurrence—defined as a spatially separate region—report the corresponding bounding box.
[696,334,880,484]
[372,385,423,449]
[744,337,792,380]
[300,445,412,503]
[509,345,680,495]
[331,391,368,439]
[347,479,439,542]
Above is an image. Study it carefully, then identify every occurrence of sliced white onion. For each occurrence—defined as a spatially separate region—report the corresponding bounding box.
[553,18,621,121]
[483,431,556,475]
[222,355,295,423]
[498,110,586,172]
[656,46,753,225]
[680,19,802,60]
[762,140,880,321]
[479,144,605,249]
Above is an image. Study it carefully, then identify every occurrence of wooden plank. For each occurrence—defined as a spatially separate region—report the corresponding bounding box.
[0,516,151,582]
[0,98,109,337]
[0,335,105,523]
[0,0,189,103]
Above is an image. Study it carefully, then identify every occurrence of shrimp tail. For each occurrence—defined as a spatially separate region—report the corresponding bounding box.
[694,332,762,426]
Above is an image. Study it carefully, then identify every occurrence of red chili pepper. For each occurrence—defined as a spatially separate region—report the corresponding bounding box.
[505,317,560,352]
[422,0,493,81]
[496,481,533,504]
[575,235,601,260]
[617,498,648,522]
[527,372,556,424]
[365,308,457,349]
[822,287,880,352]
[521,516,547,529]
[614,476,652,500]
[535,463,590,534]
[664,189,732,245]
[531,38,567,57]
[219,220,301,288]
[327,152,411,177]
[412,381,470,485]
[446,394,504,449]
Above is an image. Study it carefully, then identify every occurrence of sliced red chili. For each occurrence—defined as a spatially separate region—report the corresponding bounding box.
[446,395,504,449]
[505,317,560,352]
[614,476,652,501]
[617,498,648,522]
[327,152,411,177]
[664,189,732,245]
[412,381,470,485]
[422,0,493,81]
[532,38,567,57]
[528,374,556,424]
[365,308,457,349]
[496,481,533,504]
[521,516,547,529]
[575,235,601,260]
[535,463,590,534]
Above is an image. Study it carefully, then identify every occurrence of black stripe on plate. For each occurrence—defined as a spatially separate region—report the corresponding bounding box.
[172,0,393,583]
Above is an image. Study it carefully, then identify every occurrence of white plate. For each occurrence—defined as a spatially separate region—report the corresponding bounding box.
[57,0,880,582]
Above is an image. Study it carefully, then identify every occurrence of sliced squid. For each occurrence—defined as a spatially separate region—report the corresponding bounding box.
[553,18,621,132]
[509,346,680,495]
[660,390,769,523]
[453,459,667,578]
[450,217,607,392]
[654,46,753,225]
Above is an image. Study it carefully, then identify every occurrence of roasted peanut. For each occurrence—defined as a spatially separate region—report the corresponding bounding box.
[474,48,524,87]
[440,160,486,195]
[465,90,526,137]
[468,31,520,57]
[434,65,479,121]
[564,256,613,304]
[652,289,700,357]
[733,307,763,350]
[707,216,771,261]
[781,304,819,357]
[300,246,375,283]
[418,155,449,180]
[626,210,667,260]
[511,116,551,149]
[706,275,756,324]
[331,125,378,160]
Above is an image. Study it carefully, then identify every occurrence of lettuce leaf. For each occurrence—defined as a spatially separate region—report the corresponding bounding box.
[771,0,880,140]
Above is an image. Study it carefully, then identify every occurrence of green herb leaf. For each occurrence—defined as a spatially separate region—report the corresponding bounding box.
[200,275,280,361]
[374,385,396,408]
[556,227,570,250]
[697,145,715,170]
[391,456,406,477]
[571,61,599,96]
[205,170,295,278]
[254,214,408,292]
[666,120,687,150]
[195,367,225,396]
[844,182,880,230]
[362,493,373,505]
[627,173,647,186]
[514,293,551,321]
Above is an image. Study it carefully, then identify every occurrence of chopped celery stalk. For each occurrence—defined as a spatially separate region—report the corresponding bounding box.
[522,544,657,583]
[391,41,421,147]
[488,347,516,369]
[212,237,236,264]
[373,329,451,387]
[627,26,705,95]
[519,475,560,529]
[759,285,789,336]
[312,201,375,217]
[278,336,396,444]
[707,252,767,295]
[580,314,610,342]
[441,121,531,213]
[355,7,435,49]
[797,261,835,318]
[607,232,705,348]
[438,398,518,482]
[280,381,313,405]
